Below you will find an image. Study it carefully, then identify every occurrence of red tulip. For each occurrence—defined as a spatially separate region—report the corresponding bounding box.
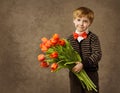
[50,34,60,46]
[38,54,45,62]
[41,37,48,43]
[45,40,52,48]
[50,52,58,58]
[40,61,49,67]
[52,34,59,41]
[58,39,66,46]
[50,38,58,46]
[40,43,48,52]
[51,63,58,72]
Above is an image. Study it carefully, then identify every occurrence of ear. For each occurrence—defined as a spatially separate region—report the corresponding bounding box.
[88,23,91,27]
[88,20,91,26]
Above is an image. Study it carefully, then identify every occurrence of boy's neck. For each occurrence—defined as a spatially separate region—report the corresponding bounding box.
[75,29,89,34]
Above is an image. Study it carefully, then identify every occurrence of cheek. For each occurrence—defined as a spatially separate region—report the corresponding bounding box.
[73,22,79,27]
[74,21,79,25]
[73,20,80,25]
[84,23,90,27]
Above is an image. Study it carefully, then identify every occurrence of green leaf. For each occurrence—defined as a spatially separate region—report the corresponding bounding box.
[64,61,75,65]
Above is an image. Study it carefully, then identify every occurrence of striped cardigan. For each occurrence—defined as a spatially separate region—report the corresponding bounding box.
[67,31,102,72]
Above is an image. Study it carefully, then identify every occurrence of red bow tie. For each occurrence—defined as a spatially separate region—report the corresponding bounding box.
[73,32,87,39]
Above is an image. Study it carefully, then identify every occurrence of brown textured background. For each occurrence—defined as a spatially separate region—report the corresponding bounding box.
[0,0,120,93]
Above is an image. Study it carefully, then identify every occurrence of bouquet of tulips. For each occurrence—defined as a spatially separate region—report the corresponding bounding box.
[38,34,97,92]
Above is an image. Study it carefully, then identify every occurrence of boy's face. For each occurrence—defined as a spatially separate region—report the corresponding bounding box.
[73,16,91,32]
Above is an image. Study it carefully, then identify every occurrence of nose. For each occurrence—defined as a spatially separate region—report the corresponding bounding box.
[78,20,83,26]
[80,21,83,26]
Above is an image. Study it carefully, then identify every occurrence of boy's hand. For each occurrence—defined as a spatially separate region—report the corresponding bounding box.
[72,62,83,73]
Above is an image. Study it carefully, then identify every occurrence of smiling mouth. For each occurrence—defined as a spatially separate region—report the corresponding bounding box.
[78,26,84,29]
[77,25,84,28]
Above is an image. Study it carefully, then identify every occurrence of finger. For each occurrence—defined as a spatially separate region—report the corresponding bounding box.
[72,66,76,71]
[72,67,77,72]
[76,70,80,73]
[72,68,76,72]
[72,68,79,73]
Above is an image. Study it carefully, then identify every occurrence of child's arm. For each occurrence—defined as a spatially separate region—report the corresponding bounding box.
[82,36,102,68]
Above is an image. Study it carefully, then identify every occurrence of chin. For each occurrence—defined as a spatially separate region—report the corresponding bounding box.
[78,30,85,32]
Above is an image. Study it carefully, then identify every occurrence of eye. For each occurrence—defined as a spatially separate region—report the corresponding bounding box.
[77,19,81,21]
[83,20,89,23]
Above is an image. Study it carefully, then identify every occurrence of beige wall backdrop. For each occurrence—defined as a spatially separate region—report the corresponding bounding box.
[0,0,120,93]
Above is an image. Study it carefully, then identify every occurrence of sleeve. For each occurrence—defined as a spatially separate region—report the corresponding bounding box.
[82,36,102,68]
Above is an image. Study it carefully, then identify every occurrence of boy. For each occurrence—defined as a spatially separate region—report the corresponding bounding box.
[67,7,102,93]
